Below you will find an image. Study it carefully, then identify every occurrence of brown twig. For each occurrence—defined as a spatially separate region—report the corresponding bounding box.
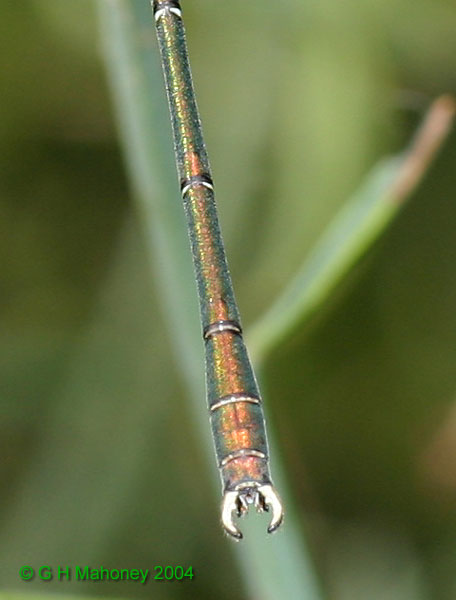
[392,95,455,202]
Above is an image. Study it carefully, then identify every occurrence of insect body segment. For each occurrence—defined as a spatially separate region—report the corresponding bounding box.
[152,0,283,539]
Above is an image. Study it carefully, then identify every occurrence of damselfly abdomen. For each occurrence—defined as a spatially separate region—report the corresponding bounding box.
[152,0,283,539]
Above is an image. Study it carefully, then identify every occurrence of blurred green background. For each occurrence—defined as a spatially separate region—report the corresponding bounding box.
[1,0,456,598]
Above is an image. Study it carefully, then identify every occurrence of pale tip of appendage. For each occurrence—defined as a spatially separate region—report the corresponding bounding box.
[258,484,284,533]
[221,484,284,540]
[221,490,243,540]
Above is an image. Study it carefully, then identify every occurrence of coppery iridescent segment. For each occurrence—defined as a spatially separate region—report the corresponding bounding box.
[222,456,270,492]
[211,398,269,491]
[153,1,209,180]
[155,3,240,328]
[206,332,258,404]
[184,185,240,329]
[153,0,283,538]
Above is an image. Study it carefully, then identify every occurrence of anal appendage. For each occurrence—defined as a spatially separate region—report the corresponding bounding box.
[221,483,284,540]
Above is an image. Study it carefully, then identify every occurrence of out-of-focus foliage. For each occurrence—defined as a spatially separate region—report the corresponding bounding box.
[1,1,455,599]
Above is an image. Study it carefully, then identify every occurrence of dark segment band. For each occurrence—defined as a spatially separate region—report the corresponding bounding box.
[180,173,214,197]
[220,449,267,468]
[203,320,242,340]
[153,0,181,13]
[210,393,261,412]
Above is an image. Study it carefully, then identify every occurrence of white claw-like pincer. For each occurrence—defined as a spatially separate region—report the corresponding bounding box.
[221,484,284,540]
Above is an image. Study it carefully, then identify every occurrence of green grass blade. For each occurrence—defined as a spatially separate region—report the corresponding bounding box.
[98,1,323,599]
[248,96,455,363]
[98,0,203,398]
